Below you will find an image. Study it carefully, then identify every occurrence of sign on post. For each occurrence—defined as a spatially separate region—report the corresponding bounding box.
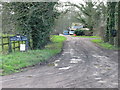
[20,44,26,51]
[9,35,28,52]
[10,36,28,41]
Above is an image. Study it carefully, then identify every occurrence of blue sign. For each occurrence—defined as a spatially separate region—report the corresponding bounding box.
[10,36,28,41]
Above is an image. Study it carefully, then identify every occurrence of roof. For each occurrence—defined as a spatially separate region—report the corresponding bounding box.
[73,26,83,29]
[71,25,84,30]
[80,28,90,30]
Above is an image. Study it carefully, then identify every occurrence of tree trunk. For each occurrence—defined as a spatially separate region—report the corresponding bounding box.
[114,2,118,47]
[104,2,110,43]
[109,2,116,45]
[104,17,110,42]
[31,28,39,49]
[118,2,120,47]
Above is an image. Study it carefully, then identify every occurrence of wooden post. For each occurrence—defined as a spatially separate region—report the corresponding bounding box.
[27,33,30,49]
[25,40,29,51]
[18,41,20,50]
[13,41,15,52]
[118,2,120,47]
[1,37,4,51]
[8,37,12,53]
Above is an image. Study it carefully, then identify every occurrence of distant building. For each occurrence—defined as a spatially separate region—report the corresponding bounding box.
[71,25,84,30]
[70,23,84,30]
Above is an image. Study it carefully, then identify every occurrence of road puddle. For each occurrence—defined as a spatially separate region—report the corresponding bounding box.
[70,59,82,64]
[70,49,74,55]
[59,66,71,70]
[54,60,60,62]
[112,83,118,85]
[95,77,102,80]
[54,63,58,66]
[92,55,109,60]
[98,80,106,83]
[106,67,112,70]
[72,56,81,59]
[64,52,70,54]
[93,72,99,76]
[100,70,107,73]
[94,65,99,68]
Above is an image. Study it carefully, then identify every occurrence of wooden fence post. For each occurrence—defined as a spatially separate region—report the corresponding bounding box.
[8,37,12,53]
[1,37,4,51]
[18,41,20,50]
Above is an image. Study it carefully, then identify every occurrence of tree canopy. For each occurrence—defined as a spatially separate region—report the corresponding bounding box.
[64,1,107,35]
[2,2,59,49]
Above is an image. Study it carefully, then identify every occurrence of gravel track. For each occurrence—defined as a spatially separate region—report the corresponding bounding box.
[1,35,118,88]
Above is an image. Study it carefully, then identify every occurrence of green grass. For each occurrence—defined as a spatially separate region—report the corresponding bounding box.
[72,35,100,38]
[1,35,66,75]
[0,33,14,37]
[91,39,119,50]
[50,35,67,42]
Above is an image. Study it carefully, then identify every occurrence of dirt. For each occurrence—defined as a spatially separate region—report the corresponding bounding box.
[1,35,118,88]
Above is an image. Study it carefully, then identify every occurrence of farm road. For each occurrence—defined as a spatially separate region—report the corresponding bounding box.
[1,35,118,88]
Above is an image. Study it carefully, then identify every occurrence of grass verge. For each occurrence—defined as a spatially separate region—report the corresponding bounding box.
[91,39,119,50]
[72,35,100,38]
[1,35,66,75]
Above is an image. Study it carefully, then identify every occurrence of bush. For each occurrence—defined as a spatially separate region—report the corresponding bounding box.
[74,29,85,36]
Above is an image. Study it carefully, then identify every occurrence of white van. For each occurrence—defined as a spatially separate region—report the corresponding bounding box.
[69,30,75,35]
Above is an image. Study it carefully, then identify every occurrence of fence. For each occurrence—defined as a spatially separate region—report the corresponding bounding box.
[0,35,31,53]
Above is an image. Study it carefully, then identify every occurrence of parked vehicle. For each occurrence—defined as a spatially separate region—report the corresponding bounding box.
[69,30,75,35]
[63,30,69,35]
[69,25,83,35]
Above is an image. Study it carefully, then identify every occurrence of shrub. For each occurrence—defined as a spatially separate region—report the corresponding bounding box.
[74,29,85,36]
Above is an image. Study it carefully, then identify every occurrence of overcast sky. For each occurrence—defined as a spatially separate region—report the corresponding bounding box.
[59,0,107,4]
[1,0,119,2]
